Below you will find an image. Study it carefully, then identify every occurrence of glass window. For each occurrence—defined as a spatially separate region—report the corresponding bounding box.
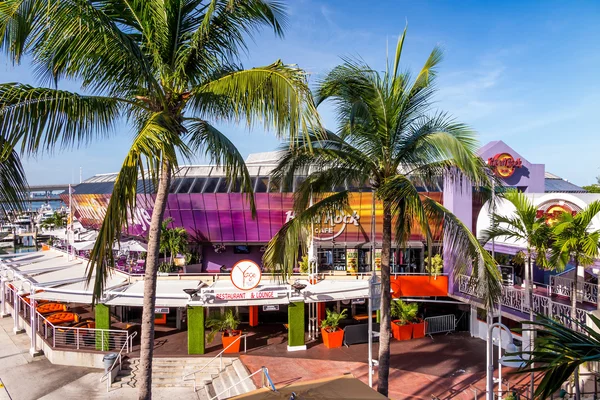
[169,178,182,193]
[203,178,219,193]
[176,178,195,194]
[255,177,269,193]
[333,180,347,192]
[268,177,280,193]
[215,178,229,193]
[189,178,206,193]
[294,176,306,192]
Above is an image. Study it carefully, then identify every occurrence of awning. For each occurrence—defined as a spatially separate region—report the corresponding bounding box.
[302,280,370,303]
[483,242,524,256]
[195,280,291,307]
[105,280,199,307]
[31,275,128,304]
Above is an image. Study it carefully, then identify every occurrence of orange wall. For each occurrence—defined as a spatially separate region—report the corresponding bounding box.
[391,275,448,298]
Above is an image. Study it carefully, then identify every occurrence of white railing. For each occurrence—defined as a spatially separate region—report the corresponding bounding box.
[183,334,247,392]
[458,274,587,330]
[550,275,598,304]
[100,331,138,392]
[209,366,275,400]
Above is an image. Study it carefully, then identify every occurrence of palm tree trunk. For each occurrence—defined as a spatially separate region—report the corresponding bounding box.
[138,160,172,400]
[377,201,392,396]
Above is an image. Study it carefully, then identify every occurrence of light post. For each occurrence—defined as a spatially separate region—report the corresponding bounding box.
[486,322,527,400]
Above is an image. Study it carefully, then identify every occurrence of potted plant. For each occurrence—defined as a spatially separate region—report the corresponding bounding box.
[320,308,347,348]
[206,309,242,353]
[411,315,427,339]
[391,300,417,340]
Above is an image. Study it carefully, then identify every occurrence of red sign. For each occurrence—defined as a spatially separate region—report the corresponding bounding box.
[487,153,523,178]
[214,291,276,300]
[536,203,577,225]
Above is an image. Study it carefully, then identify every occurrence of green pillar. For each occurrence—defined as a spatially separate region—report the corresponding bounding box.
[95,303,110,351]
[287,301,306,351]
[376,310,381,324]
[187,306,205,355]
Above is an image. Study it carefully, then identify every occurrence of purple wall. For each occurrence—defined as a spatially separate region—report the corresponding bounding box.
[202,245,264,272]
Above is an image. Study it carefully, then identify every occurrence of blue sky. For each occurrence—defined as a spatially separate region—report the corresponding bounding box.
[2,0,600,185]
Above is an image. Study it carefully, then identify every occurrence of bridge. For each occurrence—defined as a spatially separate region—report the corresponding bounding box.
[28,184,70,193]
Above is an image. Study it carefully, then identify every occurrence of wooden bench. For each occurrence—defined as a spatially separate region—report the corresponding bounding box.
[353,313,377,322]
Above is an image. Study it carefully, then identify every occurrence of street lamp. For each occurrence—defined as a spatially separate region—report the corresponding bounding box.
[486,322,527,400]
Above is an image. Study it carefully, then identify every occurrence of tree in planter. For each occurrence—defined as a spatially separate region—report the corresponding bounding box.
[390,300,418,340]
[320,308,347,348]
[262,28,501,396]
[159,217,189,266]
[206,309,242,353]
[424,254,443,278]
[0,2,319,398]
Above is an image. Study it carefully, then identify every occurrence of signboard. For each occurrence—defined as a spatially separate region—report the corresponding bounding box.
[154,307,169,314]
[285,210,361,241]
[487,153,522,178]
[231,260,262,290]
[346,249,358,274]
[352,298,366,305]
[213,291,278,301]
[536,201,578,225]
[370,276,381,310]
[263,305,280,312]
[374,249,382,271]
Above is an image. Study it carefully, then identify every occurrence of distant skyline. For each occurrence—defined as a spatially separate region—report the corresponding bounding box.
[2,0,600,186]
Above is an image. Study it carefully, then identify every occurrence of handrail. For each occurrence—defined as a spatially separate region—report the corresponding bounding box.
[100,331,138,392]
[183,333,247,391]
[209,366,275,400]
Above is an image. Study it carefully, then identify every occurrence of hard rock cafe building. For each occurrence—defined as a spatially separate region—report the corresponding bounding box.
[39,139,598,357]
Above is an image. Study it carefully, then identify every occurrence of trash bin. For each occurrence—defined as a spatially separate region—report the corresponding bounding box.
[102,353,119,373]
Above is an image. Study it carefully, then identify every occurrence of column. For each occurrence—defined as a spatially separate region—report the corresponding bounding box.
[287,301,306,351]
[317,302,326,327]
[0,278,7,317]
[13,288,21,333]
[95,303,110,351]
[29,300,40,356]
[249,306,259,327]
[187,306,205,355]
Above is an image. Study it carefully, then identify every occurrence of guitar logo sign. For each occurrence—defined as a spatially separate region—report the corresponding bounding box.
[231,260,262,291]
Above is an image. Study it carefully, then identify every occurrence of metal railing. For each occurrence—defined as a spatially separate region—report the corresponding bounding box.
[183,334,247,392]
[209,366,275,400]
[425,314,456,338]
[458,274,588,330]
[100,331,138,392]
[550,275,598,304]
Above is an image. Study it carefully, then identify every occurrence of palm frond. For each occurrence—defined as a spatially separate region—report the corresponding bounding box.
[0,138,27,215]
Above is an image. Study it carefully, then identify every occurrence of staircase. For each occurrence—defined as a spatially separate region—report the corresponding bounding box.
[112,357,256,399]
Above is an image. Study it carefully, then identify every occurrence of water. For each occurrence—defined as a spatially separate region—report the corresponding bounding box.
[0,246,37,256]
[25,200,65,212]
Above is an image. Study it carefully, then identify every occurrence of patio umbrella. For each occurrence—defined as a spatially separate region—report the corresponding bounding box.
[113,239,148,253]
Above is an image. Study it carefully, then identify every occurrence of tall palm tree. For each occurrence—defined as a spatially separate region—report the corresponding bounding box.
[0,2,318,398]
[550,201,600,325]
[263,29,501,396]
[159,217,189,265]
[480,190,552,398]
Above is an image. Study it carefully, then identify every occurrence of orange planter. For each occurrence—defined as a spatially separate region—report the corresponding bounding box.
[412,321,427,339]
[222,330,242,353]
[37,302,67,315]
[321,327,344,348]
[391,320,412,340]
[46,312,79,325]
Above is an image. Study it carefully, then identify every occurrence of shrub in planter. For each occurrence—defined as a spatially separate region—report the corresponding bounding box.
[320,308,347,348]
[206,309,242,353]
[391,300,418,341]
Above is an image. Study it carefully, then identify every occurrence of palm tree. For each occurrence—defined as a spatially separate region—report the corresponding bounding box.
[263,29,501,396]
[480,191,552,398]
[550,201,600,325]
[0,2,318,398]
[516,314,600,399]
[40,212,67,230]
[159,217,189,265]
[0,140,27,217]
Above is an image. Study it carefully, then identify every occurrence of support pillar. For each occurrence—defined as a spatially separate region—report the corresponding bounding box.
[187,306,205,355]
[95,303,110,351]
[13,288,22,333]
[287,301,306,351]
[376,309,381,324]
[176,307,182,330]
[249,306,259,327]
[0,278,8,318]
[29,300,40,356]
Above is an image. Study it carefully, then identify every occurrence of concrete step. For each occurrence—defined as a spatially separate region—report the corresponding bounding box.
[211,376,228,400]
[232,359,256,393]
[221,366,241,397]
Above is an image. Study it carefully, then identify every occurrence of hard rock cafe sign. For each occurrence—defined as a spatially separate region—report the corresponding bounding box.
[487,153,523,178]
[536,201,578,225]
[284,210,360,241]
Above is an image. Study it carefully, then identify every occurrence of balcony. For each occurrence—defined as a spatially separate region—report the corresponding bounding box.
[457,274,593,330]
[391,274,448,298]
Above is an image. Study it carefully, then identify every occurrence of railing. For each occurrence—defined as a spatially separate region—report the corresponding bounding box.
[183,334,247,392]
[209,366,275,400]
[550,275,598,304]
[100,331,138,392]
[425,314,457,338]
[458,274,588,330]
